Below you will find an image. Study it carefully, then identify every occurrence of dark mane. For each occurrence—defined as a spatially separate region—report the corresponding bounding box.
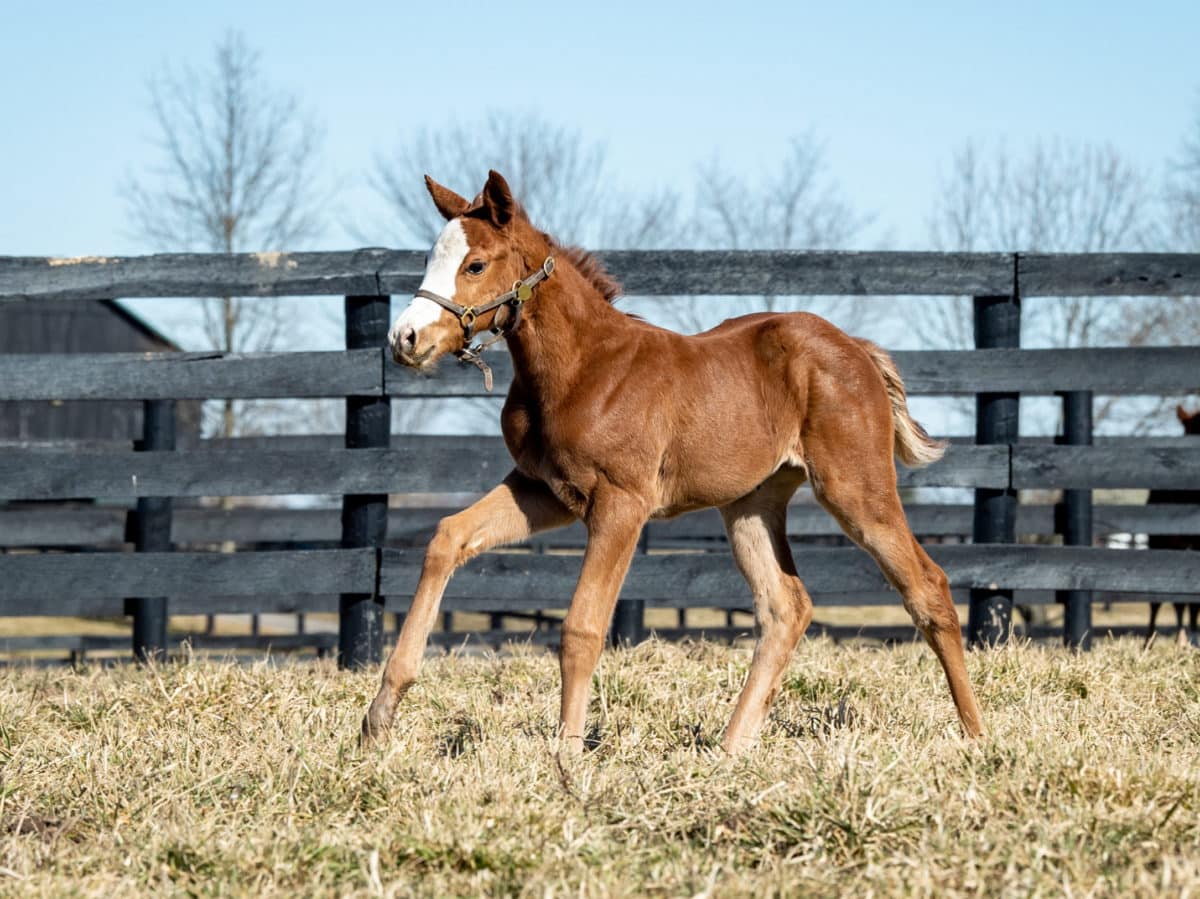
[552,242,624,305]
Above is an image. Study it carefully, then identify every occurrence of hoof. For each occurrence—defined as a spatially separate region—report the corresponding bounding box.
[360,716,389,749]
[360,700,394,749]
[557,734,585,758]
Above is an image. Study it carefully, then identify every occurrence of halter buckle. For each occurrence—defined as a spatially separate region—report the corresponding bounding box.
[543,256,555,277]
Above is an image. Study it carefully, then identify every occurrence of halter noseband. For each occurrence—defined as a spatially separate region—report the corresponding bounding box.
[412,255,555,391]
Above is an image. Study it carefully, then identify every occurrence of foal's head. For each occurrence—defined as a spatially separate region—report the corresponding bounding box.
[1179,405,1200,436]
[388,170,541,370]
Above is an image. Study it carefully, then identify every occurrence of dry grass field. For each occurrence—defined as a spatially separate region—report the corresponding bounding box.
[1,637,1198,897]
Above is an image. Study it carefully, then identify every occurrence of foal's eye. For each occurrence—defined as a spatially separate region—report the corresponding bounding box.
[466,260,487,275]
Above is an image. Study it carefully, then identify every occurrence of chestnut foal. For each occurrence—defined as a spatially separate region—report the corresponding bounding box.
[364,171,984,754]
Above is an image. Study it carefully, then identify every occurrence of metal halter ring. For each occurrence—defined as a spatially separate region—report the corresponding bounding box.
[459,308,477,328]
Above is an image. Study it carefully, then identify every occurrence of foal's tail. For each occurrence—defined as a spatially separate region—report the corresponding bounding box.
[857,339,947,468]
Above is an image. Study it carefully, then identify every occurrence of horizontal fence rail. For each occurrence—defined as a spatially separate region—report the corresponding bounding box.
[3,441,1199,501]
[4,251,1200,302]
[2,248,1199,660]
[1,547,1198,608]
[2,347,1198,401]
[3,502,1198,549]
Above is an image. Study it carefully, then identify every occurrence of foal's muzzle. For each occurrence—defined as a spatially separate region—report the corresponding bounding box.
[392,326,417,361]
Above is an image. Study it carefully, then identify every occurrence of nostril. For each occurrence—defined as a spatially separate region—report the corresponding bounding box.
[401,327,416,351]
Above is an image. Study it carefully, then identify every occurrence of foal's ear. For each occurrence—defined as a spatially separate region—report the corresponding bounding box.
[481,170,515,227]
[425,175,470,221]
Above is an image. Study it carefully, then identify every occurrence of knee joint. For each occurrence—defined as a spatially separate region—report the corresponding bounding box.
[426,519,471,571]
[559,623,604,667]
[759,582,811,640]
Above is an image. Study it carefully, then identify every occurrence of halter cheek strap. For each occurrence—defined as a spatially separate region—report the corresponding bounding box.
[413,256,555,391]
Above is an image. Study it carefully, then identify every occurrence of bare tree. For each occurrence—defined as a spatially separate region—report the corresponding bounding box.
[663,135,869,335]
[928,139,1154,345]
[125,30,327,439]
[1157,90,1200,416]
[124,32,330,636]
[922,138,1188,432]
[370,112,682,250]
[1166,90,1200,249]
[695,136,862,250]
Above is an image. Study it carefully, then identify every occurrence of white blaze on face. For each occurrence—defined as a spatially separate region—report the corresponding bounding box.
[388,219,468,351]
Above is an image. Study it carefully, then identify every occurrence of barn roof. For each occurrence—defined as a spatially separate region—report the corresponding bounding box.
[103,300,181,350]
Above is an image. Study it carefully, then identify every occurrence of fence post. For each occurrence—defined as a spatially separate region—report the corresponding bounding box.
[339,295,391,670]
[610,530,648,646]
[968,291,1020,647]
[129,399,175,662]
[1057,390,1093,650]
[611,600,645,646]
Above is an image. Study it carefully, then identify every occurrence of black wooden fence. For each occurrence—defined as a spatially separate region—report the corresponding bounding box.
[1,250,1199,663]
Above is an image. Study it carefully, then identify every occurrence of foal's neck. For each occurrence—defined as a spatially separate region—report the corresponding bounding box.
[505,252,633,398]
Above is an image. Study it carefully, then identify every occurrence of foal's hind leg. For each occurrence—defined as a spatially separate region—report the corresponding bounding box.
[807,447,984,738]
[363,471,573,743]
[719,473,813,754]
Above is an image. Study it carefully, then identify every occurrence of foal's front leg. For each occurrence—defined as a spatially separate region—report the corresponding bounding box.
[559,504,646,754]
[362,471,573,743]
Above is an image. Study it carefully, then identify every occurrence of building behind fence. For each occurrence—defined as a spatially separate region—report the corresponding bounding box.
[1,250,1198,663]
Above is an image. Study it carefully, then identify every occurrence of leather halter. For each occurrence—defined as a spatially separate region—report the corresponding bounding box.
[413,256,555,391]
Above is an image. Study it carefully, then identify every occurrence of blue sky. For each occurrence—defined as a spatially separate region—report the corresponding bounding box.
[3,0,1198,258]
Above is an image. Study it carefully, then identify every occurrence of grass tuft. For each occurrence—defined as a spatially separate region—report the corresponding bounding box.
[0,637,1197,896]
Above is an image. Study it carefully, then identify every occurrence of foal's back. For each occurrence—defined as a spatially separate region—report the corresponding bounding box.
[516,308,895,520]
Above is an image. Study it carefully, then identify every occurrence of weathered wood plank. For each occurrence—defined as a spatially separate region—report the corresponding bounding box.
[0,250,418,301]
[0,505,130,546]
[6,250,1200,303]
[0,345,1192,403]
[0,350,382,401]
[385,347,1200,399]
[4,433,1185,454]
[0,562,1193,616]
[649,503,1200,540]
[4,500,1194,550]
[1020,253,1200,296]
[0,548,375,600]
[387,251,1016,297]
[0,633,338,654]
[0,441,509,500]
[1091,504,1200,535]
[10,438,1192,502]
[379,545,1200,601]
[0,439,1002,500]
[1013,445,1200,490]
[2,251,1013,302]
[894,347,1200,396]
